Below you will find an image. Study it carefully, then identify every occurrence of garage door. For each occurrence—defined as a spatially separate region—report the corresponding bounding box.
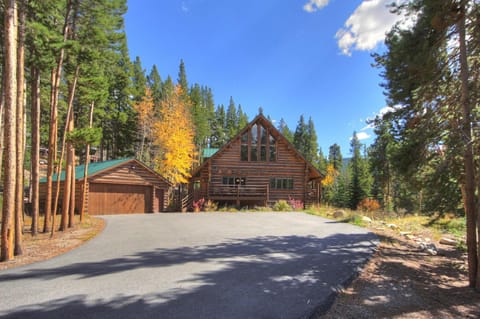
[89,183,152,215]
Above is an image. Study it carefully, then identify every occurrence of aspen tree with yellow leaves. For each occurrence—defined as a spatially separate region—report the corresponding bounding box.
[133,87,155,162]
[321,164,338,206]
[153,85,197,184]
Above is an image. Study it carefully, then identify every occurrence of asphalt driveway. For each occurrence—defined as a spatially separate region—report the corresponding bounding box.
[0,212,377,319]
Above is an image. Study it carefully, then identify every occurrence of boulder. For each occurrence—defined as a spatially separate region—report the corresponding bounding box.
[333,210,346,219]
[439,237,457,246]
[400,231,412,236]
[418,241,438,255]
[361,216,372,223]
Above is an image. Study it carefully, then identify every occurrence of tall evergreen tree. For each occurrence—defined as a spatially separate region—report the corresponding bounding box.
[293,115,307,155]
[147,64,163,104]
[278,118,293,143]
[226,97,238,139]
[328,143,343,171]
[369,119,394,211]
[348,132,370,210]
[177,59,188,93]
[237,104,248,129]
[211,104,226,147]
[317,147,327,173]
[190,83,210,148]
[305,116,319,163]
[374,0,480,287]
[132,56,146,101]
[162,75,175,98]
[1,0,18,261]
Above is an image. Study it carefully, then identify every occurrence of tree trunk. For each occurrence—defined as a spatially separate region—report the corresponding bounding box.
[0,73,4,180]
[43,70,56,233]
[58,65,79,232]
[68,147,75,228]
[1,0,18,262]
[30,67,41,236]
[458,2,478,289]
[14,0,26,256]
[44,0,74,233]
[0,69,5,182]
[80,101,95,221]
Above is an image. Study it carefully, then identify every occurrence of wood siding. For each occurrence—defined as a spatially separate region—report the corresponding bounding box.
[89,183,152,215]
[39,181,84,215]
[39,159,171,215]
[191,116,322,207]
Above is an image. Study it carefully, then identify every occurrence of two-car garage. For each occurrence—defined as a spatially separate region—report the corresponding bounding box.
[40,158,171,215]
[88,184,152,215]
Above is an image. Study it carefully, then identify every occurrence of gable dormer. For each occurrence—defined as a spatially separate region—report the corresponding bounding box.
[240,122,277,162]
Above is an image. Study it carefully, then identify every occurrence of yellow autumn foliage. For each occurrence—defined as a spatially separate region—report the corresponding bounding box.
[133,87,154,127]
[321,164,338,187]
[153,85,197,184]
[133,88,155,160]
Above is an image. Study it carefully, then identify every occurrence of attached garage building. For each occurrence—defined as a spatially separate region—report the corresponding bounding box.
[40,158,172,215]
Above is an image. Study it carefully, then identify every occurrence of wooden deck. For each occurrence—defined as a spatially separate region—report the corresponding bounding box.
[209,184,269,205]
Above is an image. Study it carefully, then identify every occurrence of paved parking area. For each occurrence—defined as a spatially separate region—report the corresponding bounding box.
[0,212,377,319]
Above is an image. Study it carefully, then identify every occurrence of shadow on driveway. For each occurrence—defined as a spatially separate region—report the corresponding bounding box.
[0,233,377,319]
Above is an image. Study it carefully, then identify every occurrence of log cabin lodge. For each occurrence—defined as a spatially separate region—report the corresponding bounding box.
[39,114,323,215]
[188,114,323,208]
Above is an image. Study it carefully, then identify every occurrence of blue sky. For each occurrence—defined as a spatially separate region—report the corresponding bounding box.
[125,0,404,156]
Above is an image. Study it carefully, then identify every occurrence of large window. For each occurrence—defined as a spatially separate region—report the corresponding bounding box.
[270,178,293,190]
[240,123,276,161]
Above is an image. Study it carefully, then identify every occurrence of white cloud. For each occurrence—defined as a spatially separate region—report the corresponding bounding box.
[181,1,189,13]
[335,0,406,56]
[356,131,371,140]
[303,0,330,13]
[378,105,394,116]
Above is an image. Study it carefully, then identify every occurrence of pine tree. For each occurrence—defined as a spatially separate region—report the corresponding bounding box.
[237,104,248,129]
[190,83,210,149]
[328,143,343,171]
[177,59,188,94]
[293,115,307,155]
[368,119,394,211]
[162,75,175,98]
[226,97,238,139]
[348,132,370,210]
[1,0,18,261]
[305,116,319,163]
[211,104,227,147]
[374,0,480,287]
[148,64,163,104]
[317,148,327,173]
[132,56,146,102]
[278,118,293,143]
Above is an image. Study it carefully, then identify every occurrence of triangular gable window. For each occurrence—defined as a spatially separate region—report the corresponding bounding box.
[241,123,276,162]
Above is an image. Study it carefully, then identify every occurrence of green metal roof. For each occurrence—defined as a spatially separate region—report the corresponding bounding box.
[202,148,219,158]
[40,157,133,182]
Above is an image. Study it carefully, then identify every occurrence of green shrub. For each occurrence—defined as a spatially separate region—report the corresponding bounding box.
[273,200,292,212]
[203,200,218,212]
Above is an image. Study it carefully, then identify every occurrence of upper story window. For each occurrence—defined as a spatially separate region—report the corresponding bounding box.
[241,123,276,161]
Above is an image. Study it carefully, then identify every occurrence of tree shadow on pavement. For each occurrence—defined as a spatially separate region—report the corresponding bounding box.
[0,233,377,319]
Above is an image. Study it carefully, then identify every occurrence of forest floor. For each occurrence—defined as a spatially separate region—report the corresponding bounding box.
[317,213,480,319]
[0,215,105,270]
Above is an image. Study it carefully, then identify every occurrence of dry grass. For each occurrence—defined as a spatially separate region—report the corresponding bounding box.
[0,214,105,270]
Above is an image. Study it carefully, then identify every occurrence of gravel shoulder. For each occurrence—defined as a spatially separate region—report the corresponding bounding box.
[319,225,480,319]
